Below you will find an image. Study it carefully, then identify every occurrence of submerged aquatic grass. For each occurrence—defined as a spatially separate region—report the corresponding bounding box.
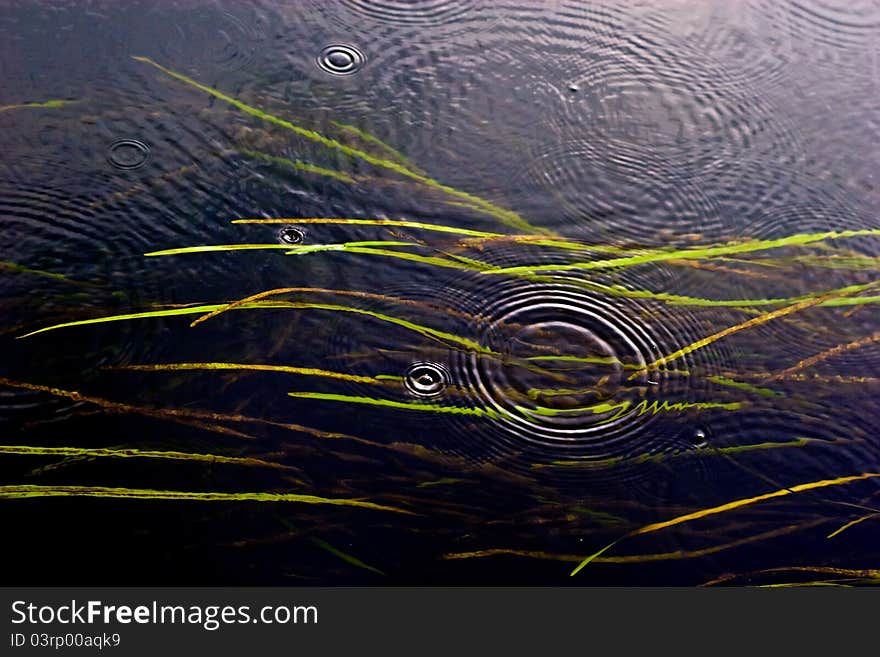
[0,99,77,113]
[483,229,880,275]
[0,261,88,285]
[7,51,880,587]
[0,484,412,513]
[0,444,289,469]
[444,519,827,565]
[570,472,880,576]
[132,56,545,234]
[329,120,425,175]
[533,436,847,470]
[239,149,359,184]
[631,280,880,378]
[112,362,399,386]
[288,391,742,422]
[17,300,492,353]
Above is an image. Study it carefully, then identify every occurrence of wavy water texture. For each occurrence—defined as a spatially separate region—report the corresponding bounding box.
[2,0,880,587]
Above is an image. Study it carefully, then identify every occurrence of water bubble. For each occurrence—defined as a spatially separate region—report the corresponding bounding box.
[317,44,366,76]
[404,362,447,398]
[692,428,709,448]
[107,139,150,170]
[277,226,305,245]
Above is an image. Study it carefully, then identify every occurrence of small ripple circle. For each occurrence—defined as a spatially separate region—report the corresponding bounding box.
[277,226,306,245]
[107,139,150,170]
[317,44,366,76]
[404,362,448,398]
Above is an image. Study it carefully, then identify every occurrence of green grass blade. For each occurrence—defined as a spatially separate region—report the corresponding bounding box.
[239,149,358,183]
[570,472,880,576]
[0,444,288,469]
[308,536,386,576]
[132,56,546,234]
[484,229,880,275]
[17,305,228,338]
[631,280,880,378]
[232,217,504,239]
[0,484,413,513]
[0,99,77,113]
[537,437,850,470]
[114,362,394,386]
[145,244,294,256]
[287,391,499,418]
[0,261,84,285]
[330,120,424,174]
[826,514,878,539]
[706,376,784,397]
[19,301,492,354]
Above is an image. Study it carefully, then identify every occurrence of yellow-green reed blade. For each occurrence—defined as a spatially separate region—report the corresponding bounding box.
[179,287,576,383]
[183,285,481,328]
[772,255,880,271]
[147,238,880,311]
[630,280,880,378]
[242,221,666,256]
[144,239,494,273]
[241,218,680,257]
[520,399,743,421]
[484,229,880,275]
[0,375,365,444]
[594,284,868,308]
[0,444,288,469]
[239,149,358,183]
[232,217,504,238]
[143,236,880,311]
[308,536,386,576]
[329,120,424,174]
[269,301,488,352]
[132,56,545,234]
[144,241,413,257]
[0,261,83,285]
[826,513,879,539]
[0,484,413,513]
[755,582,853,588]
[706,375,784,397]
[113,362,398,386]
[18,301,491,354]
[570,472,880,576]
[521,355,641,369]
[0,99,77,113]
[445,519,826,564]
[534,437,845,470]
[17,304,236,338]
[289,245,493,271]
[289,392,739,421]
[507,272,880,309]
[664,258,777,280]
[287,391,500,418]
[701,565,880,587]
[749,373,880,385]
[767,330,880,381]
[416,478,465,488]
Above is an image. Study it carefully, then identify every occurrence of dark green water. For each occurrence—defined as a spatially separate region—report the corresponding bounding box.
[2,0,879,585]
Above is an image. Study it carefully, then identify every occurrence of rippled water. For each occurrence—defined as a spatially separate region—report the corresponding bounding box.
[2,0,880,585]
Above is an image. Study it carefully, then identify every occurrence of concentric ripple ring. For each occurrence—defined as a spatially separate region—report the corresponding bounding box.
[447,280,693,464]
[404,362,448,398]
[106,139,150,170]
[316,44,366,76]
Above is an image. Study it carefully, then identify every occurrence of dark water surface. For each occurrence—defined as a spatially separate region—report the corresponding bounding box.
[2,1,880,585]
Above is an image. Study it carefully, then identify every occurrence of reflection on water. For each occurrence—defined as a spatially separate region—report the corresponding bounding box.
[1,0,879,585]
